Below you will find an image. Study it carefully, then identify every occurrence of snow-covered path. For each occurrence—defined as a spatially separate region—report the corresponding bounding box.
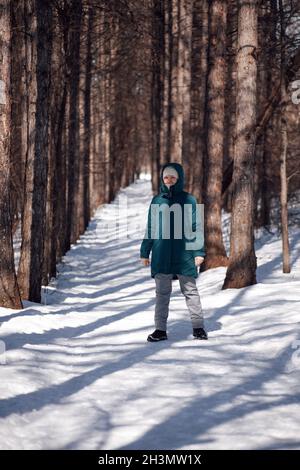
[0,178,300,450]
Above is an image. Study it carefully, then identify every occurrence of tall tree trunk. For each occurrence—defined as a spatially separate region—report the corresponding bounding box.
[204,0,228,269]
[189,0,209,202]
[18,0,37,299]
[65,0,82,249]
[180,0,193,164]
[10,0,26,234]
[108,16,119,202]
[170,0,193,165]
[160,0,170,165]
[170,0,180,162]
[258,0,278,227]
[56,84,68,261]
[42,113,53,285]
[0,0,23,309]
[223,0,258,289]
[151,0,163,191]
[83,6,94,229]
[50,14,68,273]
[55,2,70,259]
[43,13,62,285]
[253,2,268,228]
[101,9,111,204]
[280,110,290,273]
[18,0,53,302]
[93,9,104,209]
[77,38,86,237]
[222,0,238,212]
[279,0,290,274]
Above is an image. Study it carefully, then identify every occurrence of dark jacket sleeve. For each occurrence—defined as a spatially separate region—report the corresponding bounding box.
[191,196,205,258]
[140,197,155,259]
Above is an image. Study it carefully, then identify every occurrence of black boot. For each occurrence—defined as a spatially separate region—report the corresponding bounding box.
[147,329,168,342]
[193,327,208,340]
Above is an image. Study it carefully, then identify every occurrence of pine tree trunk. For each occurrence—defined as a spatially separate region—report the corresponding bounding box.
[43,13,63,285]
[66,0,82,249]
[51,16,68,269]
[258,0,277,227]
[204,0,228,269]
[223,0,258,289]
[151,0,164,192]
[17,0,37,299]
[279,0,290,274]
[103,23,111,205]
[0,0,23,309]
[18,0,52,302]
[42,117,53,286]
[56,86,68,261]
[10,0,26,234]
[181,0,193,165]
[159,0,169,164]
[77,41,85,237]
[253,2,268,228]
[170,0,180,162]
[170,0,193,165]
[189,0,208,202]
[280,111,290,273]
[97,8,107,207]
[83,6,94,229]
[222,0,238,213]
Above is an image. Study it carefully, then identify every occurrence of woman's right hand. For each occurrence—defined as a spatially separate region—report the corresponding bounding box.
[141,258,150,266]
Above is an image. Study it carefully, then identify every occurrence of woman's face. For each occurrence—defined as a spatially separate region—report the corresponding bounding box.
[163,175,178,186]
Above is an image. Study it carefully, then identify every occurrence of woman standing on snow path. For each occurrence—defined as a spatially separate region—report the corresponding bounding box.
[140,162,208,342]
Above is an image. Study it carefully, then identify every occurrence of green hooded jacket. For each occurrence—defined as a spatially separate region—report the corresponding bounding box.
[140,162,205,279]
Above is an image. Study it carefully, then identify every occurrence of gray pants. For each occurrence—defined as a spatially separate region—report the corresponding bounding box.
[154,273,204,331]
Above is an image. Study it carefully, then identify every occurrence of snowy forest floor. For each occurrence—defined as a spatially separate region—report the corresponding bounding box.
[0,177,300,450]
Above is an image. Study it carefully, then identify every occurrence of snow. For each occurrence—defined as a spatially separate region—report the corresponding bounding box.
[0,177,300,450]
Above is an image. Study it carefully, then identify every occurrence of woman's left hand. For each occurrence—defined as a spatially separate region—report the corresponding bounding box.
[194,256,204,267]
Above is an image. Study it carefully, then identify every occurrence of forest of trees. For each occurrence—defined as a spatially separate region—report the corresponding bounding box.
[0,0,300,309]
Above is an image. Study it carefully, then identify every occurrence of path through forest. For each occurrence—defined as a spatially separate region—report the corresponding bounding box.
[0,178,300,449]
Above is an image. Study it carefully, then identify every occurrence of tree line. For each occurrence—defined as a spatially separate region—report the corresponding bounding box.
[0,0,299,309]
[149,0,300,288]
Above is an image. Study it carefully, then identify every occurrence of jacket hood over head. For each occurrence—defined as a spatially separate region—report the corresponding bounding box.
[160,162,184,196]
